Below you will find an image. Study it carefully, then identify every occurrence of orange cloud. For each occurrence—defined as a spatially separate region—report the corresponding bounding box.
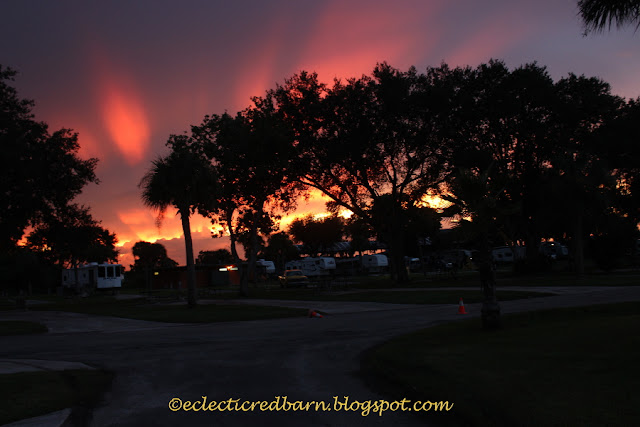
[116,207,224,267]
[117,229,231,269]
[233,32,282,108]
[91,51,151,165]
[117,207,216,243]
[277,188,353,230]
[115,190,353,267]
[101,86,150,164]
[297,0,446,81]
[231,1,447,105]
[232,10,295,109]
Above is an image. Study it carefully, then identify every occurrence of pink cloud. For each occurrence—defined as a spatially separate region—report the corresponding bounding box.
[295,0,447,81]
[89,50,151,166]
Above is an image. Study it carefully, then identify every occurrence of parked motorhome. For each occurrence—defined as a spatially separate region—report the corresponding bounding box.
[335,257,361,276]
[491,246,525,264]
[406,257,421,272]
[361,254,388,273]
[335,254,389,275]
[491,247,514,263]
[539,242,568,260]
[62,263,123,291]
[255,259,276,276]
[285,257,336,277]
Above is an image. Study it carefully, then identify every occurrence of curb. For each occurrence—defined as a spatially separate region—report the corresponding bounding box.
[1,408,71,427]
[0,360,97,427]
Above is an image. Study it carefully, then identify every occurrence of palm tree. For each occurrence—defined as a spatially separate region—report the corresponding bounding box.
[139,148,216,308]
[578,0,640,33]
[443,166,509,330]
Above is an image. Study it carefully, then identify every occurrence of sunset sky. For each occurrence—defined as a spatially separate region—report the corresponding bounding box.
[2,0,639,267]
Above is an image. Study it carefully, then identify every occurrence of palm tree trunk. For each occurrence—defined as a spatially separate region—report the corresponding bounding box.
[180,210,197,308]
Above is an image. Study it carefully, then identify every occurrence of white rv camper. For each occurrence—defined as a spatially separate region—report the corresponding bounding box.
[361,254,388,273]
[62,263,123,291]
[255,259,276,277]
[491,247,514,263]
[285,257,336,277]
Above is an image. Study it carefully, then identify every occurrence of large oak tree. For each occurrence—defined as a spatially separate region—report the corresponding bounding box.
[271,63,453,283]
[1,66,98,252]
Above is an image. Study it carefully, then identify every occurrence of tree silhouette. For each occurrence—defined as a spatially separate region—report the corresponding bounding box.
[139,144,217,308]
[189,98,301,297]
[288,215,344,256]
[444,165,511,329]
[130,241,177,291]
[1,66,98,252]
[26,204,118,268]
[546,74,623,274]
[272,64,452,283]
[260,232,299,274]
[196,249,234,265]
[343,217,374,257]
[132,241,177,269]
[601,98,640,225]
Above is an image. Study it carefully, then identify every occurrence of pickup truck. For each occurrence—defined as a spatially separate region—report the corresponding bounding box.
[278,269,310,288]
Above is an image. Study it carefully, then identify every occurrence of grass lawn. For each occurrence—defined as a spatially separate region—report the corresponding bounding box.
[28,297,309,323]
[401,269,640,289]
[4,288,551,323]
[0,320,47,336]
[226,288,554,304]
[362,302,640,426]
[0,369,113,425]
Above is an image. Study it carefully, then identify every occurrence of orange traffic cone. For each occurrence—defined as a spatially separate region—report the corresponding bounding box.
[457,298,468,314]
[308,310,323,318]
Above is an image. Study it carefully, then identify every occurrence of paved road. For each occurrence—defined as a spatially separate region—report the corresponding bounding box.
[2,286,640,426]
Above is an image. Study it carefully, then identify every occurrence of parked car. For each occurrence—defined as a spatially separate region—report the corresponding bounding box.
[278,269,310,288]
[441,249,473,269]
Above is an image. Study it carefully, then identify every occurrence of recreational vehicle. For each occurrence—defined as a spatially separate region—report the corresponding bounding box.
[285,257,336,277]
[255,259,276,275]
[491,246,525,263]
[491,247,514,263]
[335,254,389,275]
[62,263,123,291]
[360,254,388,273]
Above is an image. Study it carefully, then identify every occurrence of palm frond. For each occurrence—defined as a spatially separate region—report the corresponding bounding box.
[579,0,640,33]
[139,150,218,227]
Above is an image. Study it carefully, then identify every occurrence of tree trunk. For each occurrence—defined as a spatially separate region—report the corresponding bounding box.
[478,228,500,329]
[524,227,540,273]
[239,218,260,298]
[572,213,585,277]
[180,211,197,308]
[242,222,260,297]
[226,207,241,263]
[387,207,409,285]
[389,244,409,284]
